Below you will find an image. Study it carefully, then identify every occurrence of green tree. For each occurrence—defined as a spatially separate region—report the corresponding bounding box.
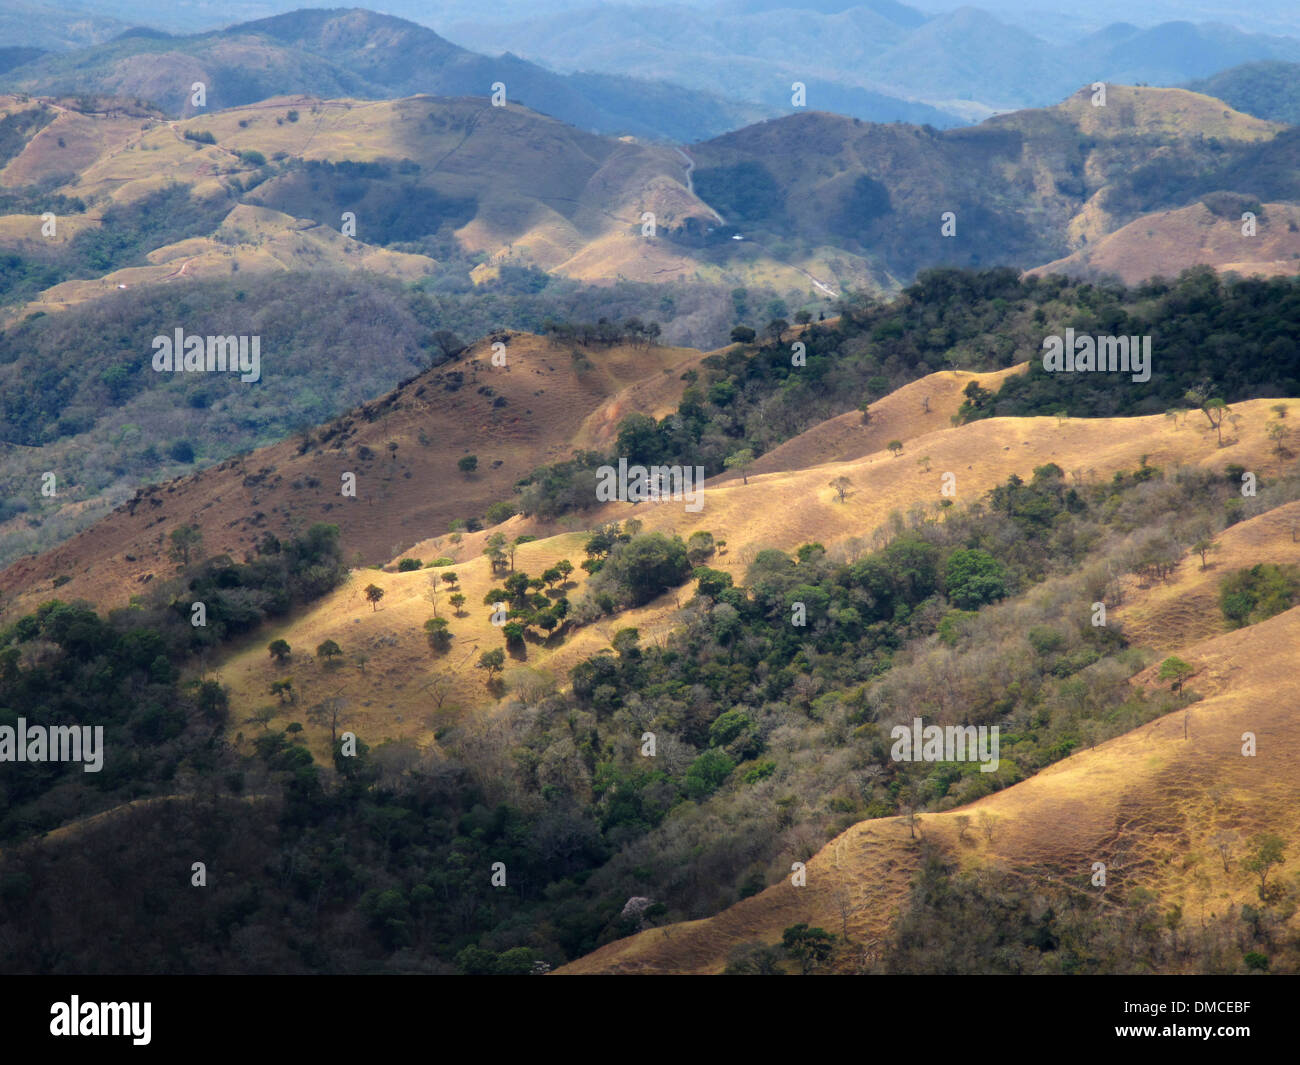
[1244,833,1286,898]
[477,648,505,682]
[1157,655,1195,693]
[887,440,903,457]
[169,524,203,567]
[364,584,385,611]
[316,638,342,662]
[267,639,291,663]
[507,535,534,572]
[694,567,733,599]
[485,532,508,573]
[945,549,1008,610]
[602,532,692,606]
[1267,419,1290,455]
[449,592,466,615]
[684,748,735,800]
[781,924,834,975]
[424,616,452,652]
[686,530,716,564]
[458,455,478,476]
[724,448,756,485]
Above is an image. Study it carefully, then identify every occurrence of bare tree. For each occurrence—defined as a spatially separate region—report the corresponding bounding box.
[978,810,998,845]
[308,695,348,747]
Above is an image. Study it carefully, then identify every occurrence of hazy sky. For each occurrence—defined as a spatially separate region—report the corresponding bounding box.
[37,0,1300,39]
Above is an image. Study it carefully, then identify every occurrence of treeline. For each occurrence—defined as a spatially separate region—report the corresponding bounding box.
[501,267,1300,523]
[971,268,1300,420]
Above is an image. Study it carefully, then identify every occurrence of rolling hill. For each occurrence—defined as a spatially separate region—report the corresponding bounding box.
[1184,60,1300,125]
[0,7,768,142]
[443,4,1300,119]
[687,85,1291,284]
[553,451,1300,973]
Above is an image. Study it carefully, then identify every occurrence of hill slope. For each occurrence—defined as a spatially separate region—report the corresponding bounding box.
[1030,201,1300,284]
[559,596,1300,973]
[0,332,700,615]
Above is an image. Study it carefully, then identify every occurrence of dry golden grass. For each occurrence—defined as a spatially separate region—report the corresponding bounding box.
[559,601,1300,973]
[0,102,149,189]
[0,93,876,309]
[196,394,1295,775]
[593,398,1292,571]
[1116,497,1300,651]
[1044,85,1280,142]
[712,364,1028,482]
[10,202,437,320]
[1033,202,1300,286]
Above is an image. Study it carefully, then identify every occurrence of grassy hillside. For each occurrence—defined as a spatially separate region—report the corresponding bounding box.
[1031,201,1300,284]
[0,330,701,611]
[561,594,1300,974]
[2,379,1296,973]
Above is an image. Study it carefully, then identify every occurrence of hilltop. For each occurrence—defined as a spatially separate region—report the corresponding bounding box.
[688,86,1291,285]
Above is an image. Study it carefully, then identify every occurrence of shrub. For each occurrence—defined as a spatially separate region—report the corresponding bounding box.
[424,617,452,652]
[684,749,735,800]
[1219,563,1300,628]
